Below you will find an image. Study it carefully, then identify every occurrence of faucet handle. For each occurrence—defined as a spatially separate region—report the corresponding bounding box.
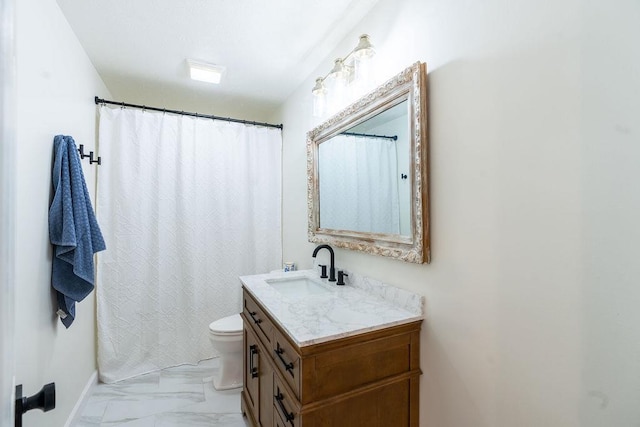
[337,271,348,286]
[318,264,328,279]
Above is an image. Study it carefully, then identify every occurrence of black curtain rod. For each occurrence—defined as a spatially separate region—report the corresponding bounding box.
[341,131,398,141]
[94,96,283,130]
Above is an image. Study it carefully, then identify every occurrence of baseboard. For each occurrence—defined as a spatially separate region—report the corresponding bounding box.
[64,370,98,427]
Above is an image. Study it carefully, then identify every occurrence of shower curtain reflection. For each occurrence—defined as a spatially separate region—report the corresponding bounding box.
[318,134,400,234]
[96,106,282,383]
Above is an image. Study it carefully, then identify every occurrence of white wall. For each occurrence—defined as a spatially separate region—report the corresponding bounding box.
[15,0,110,425]
[0,1,17,426]
[103,77,277,124]
[275,0,640,425]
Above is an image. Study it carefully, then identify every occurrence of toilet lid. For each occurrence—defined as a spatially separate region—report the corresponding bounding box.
[209,313,243,335]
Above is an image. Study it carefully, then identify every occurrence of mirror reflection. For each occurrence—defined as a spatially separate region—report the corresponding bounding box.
[307,61,428,263]
[318,100,410,235]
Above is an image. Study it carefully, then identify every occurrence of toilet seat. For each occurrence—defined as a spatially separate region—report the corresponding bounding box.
[209,313,243,335]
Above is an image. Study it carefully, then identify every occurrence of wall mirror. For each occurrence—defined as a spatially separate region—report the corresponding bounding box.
[307,62,429,263]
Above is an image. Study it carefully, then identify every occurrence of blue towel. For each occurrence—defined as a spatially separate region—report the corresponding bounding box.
[49,135,106,328]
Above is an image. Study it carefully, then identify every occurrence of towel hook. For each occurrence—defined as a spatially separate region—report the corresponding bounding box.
[78,144,90,159]
[78,144,102,165]
[89,152,102,165]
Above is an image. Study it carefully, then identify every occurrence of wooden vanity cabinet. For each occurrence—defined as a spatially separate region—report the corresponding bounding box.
[241,288,422,427]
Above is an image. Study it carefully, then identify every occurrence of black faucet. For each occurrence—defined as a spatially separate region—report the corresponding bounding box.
[312,244,336,282]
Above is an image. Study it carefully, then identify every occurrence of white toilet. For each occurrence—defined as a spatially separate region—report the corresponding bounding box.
[208,313,244,390]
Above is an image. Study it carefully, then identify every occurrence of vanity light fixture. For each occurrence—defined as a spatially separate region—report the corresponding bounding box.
[312,34,376,118]
[187,60,225,84]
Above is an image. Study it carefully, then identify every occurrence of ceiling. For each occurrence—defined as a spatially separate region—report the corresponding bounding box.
[57,0,381,113]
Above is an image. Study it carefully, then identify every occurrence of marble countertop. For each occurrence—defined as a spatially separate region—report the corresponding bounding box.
[239,269,424,347]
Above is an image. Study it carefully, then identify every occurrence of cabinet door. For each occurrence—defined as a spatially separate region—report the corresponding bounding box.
[244,325,274,427]
[244,327,261,421]
[258,344,274,427]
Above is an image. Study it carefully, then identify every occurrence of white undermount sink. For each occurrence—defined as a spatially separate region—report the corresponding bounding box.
[265,276,331,298]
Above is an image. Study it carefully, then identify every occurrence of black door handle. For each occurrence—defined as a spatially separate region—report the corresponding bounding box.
[275,391,295,426]
[249,344,259,378]
[15,383,56,427]
[274,343,295,377]
[248,311,262,324]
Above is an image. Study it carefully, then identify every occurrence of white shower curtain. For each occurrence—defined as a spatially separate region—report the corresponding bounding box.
[318,134,400,234]
[95,106,282,383]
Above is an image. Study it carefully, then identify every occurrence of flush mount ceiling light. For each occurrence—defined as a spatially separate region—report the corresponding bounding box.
[187,60,225,84]
[312,34,376,118]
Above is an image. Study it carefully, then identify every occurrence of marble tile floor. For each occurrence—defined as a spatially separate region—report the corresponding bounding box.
[74,358,251,427]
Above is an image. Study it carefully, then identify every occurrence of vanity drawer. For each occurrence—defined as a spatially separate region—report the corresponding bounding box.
[243,291,274,348]
[272,329,301,398]
[273,408,292,427]
[273,376,300,427]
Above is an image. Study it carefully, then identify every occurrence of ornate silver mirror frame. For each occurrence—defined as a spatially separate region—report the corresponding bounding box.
[307,61,429,263]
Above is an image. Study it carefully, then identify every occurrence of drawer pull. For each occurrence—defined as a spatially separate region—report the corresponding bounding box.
[274,343,294,377]
[248,311,263,325]
[249,345,259,378]
[275,392,295,425]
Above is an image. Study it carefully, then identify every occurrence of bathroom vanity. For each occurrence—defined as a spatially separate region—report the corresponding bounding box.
[239,270,423,427]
